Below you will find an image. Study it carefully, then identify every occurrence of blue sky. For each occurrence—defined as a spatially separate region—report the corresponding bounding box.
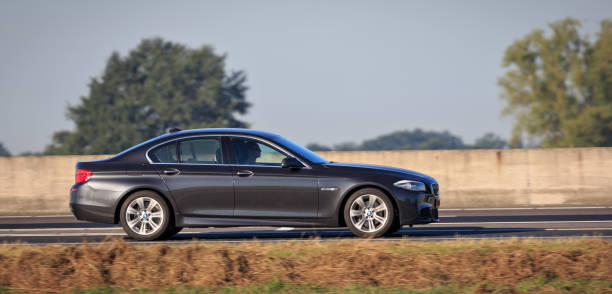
[1,0,611,154]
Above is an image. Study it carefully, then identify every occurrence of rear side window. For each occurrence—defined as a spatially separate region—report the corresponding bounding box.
[179,137,222,164]
[149,142,178,163]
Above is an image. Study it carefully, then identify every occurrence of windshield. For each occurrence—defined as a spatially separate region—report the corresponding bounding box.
[272,135,329,164]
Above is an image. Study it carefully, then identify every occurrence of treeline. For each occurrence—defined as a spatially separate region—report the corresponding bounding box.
[306,129,508,151]
[0,129,507,157]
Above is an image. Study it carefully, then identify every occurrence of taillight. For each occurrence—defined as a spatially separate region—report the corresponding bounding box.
[75,169,93,184]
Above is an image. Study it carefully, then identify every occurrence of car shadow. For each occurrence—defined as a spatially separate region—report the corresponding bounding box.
[166,226,546,241]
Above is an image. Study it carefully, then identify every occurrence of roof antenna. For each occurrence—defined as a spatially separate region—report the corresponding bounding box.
[166,128,181,134]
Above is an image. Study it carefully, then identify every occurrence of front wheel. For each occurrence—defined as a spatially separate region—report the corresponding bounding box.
[344,188,395,238]
[120,191,170,241]
[163,226,183,238]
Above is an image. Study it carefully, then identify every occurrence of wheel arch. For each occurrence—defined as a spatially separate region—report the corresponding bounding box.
[336,183,400,227]
[113,187,177,225]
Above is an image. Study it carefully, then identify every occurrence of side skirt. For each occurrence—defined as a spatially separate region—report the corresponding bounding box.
[177,215,336,228]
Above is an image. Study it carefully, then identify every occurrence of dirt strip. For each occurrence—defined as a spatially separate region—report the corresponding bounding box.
[0,238,610,293]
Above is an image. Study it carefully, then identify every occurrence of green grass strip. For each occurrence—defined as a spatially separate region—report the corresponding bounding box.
[0,278,609,294]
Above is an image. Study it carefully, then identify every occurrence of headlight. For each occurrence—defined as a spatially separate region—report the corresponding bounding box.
[394,180,426,191]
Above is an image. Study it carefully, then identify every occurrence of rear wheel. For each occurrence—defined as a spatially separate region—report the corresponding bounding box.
[344,188,395,238]
[120,191,170,241]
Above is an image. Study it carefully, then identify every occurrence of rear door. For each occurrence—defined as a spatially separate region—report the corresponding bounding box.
[149,136,234,217]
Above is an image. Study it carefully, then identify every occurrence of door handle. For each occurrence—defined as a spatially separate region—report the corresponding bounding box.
[236,170,254,177]
[163,168,180,176]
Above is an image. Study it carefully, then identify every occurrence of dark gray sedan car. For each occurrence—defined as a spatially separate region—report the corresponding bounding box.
[70,128,440,240]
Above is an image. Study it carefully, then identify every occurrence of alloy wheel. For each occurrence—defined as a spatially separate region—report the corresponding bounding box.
[125,196,164,235]
[349,194,388,232]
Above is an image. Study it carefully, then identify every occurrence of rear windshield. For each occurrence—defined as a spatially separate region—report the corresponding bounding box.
[112,133,175,158]
[149,142,178,163]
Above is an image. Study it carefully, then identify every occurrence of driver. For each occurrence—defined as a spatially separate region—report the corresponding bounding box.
[244,141,261,164]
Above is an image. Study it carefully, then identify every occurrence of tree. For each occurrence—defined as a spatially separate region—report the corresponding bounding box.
[309,130,508,151]
[333,142,360,151]
[0,142,10,156]
[360,129,465,150]
[45,38,250,155]
[19,151,42,156]
[499,18,612,147]
[471,132,508,149]
[306,143,332,151]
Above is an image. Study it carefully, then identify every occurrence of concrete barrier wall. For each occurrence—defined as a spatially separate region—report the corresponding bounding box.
[0,155,107,215]
[319,148,612,208]
[0,148,610,214]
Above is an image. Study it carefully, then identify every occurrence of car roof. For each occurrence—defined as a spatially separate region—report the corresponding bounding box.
[110,128,282,161]
[168,128,280,139]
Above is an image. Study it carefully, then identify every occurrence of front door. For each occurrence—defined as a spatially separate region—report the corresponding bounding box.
[149,136,234,217]
[227,136,317,219]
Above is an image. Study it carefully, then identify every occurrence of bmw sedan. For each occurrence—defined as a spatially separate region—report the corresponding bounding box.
[70,128,440,240]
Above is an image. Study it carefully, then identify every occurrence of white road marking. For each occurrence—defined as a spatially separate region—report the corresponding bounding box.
[275,227,295,231]
[430,220,612,225]
[0,227,121,232]
[0,214,74,218]
[0,232,126,237]
[441,206,612,211]
[398,228,612,232]
[544,228,612,231]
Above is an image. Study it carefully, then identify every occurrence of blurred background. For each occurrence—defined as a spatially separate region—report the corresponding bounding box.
[0,0,610,156]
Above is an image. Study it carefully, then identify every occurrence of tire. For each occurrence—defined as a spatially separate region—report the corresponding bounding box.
[385,220,402,236]
[120,191,171,241]
[163,226,183,238]
[344,188,395,238]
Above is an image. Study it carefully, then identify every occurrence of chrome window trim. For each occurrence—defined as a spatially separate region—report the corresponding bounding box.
[145,134,311,169]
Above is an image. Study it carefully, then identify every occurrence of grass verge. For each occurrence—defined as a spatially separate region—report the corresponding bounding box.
[0,238,609,293]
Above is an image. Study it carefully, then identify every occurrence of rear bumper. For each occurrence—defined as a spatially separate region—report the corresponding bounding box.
[70,184,116,224]
[70,203,115,224]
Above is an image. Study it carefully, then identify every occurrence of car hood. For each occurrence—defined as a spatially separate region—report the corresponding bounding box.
[323,162,436,184]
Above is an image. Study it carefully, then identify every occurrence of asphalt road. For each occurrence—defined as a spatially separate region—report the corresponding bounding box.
[0,207,610,245]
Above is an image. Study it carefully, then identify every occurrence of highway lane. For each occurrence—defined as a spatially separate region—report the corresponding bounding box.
[0,207,610,245]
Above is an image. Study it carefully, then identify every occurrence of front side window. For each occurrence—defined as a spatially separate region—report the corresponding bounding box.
[229,137,287,166]
[179,137,222,164]
[149,142,178,163]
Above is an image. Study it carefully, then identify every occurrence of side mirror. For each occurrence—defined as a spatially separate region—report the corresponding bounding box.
[281,157,304,169]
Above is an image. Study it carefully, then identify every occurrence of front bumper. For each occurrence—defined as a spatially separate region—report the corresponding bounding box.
[414,194,440,224]
[393,187,440,225]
